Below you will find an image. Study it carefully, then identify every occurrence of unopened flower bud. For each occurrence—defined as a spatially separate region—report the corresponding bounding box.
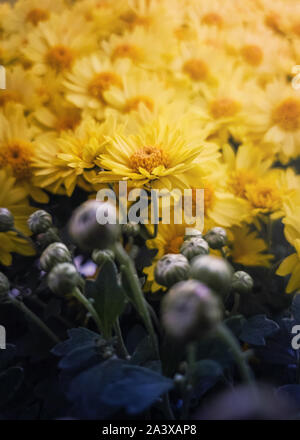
[161,280,222,342]
[92,249,114,265]
[0,208,14,232]
[48,263,82,295]
[155,254,190,288]
[184,229,202,241]
[0,272,10,297]
[231,271,254,295]
[36,227,61,250]
[190,255,233,295]
[122,222,140,237]
[180,237,209,261]
[204,227,227,249]
[40,242,72,272]
[28,210,52,234]
[69,200,120,251]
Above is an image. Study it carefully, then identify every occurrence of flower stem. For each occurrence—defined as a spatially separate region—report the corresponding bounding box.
[10,297,60,345]
[72,287,103,334]
[112,242,159,358]
[114,318,130,360]
[215,323,254,385]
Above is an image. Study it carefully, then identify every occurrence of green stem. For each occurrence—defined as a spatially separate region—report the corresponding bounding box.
[215,323,253,385]
[112,242,159,358]
[10,298,60,345]
[180,342,197,420]
[114,318,130,360]
[72,287,102,334]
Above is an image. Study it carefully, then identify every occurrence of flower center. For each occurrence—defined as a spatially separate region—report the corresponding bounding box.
[88,72,123,100]
[0,90,20,107]
[245,180,281,212]
[0,140,33,180]
[130,146,169,173]
[229,170,257,198]
[55,110,81,132]
[182,58,209,81]
[202,13,223,27]
[210,98,240,119]
[165,236,184,254]
[272,98,300,131]
[112,44,142,62]
[241,45,263,66]
[121,11,151,29]
[46,45,74,71]
[26,8,49,25]
[125,96,154,112]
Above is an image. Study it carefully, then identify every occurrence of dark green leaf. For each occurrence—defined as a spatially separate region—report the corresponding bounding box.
[240,314,280,346]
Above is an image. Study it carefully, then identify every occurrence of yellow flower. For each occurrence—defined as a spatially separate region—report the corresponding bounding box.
[63,55,129,119]
[94,116,219,191]
[22,10,97,75]
[229,224,273,267]
[0,169,35,266]
[32,115,118,196]
[0,103,48,203]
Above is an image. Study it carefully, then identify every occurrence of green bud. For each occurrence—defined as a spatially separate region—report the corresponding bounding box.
[0,272,10,297]
[36,227,61,250]
[161,280,222,342]
[122,222,140,237]
[231,271,254,295]
[204,227,227,249]
[28,210,53,234]
[48,263,82,295]
[180,237,209,261]
[184,228,202,241]
[69,200,120,252]
[155,253,190,288]
[40,242,72,272]
[190,255,233,295]
[0,208,14,232]
[92,249,115,265]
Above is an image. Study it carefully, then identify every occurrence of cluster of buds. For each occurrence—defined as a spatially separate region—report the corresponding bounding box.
[155,254,190,288]
[28,210,60,250]
[47,262,83,296]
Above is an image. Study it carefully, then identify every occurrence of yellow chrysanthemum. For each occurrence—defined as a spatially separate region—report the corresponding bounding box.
[229,224,273,267]
[94,116,219,191]
[0,103,48,203]
[0,169,35,266]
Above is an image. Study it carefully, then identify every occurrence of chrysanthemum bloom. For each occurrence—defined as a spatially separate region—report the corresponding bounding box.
[229,224,273,268]
[63,55,130,120]
[22,10,97,76]
[94,116,219,191]
[32,116,118,196]
[276,210,300,293]
[0,103,48,203]
[0,169,35,266]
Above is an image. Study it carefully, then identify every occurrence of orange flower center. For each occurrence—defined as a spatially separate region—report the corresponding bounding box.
[112,44,142,62]
[210,98,240,119]
[272,98,300,131]
[88,72,123,99]
[165,236,184,254]
[241,45,263,66]
[229,170,257,198]
[0,90,20,106]
[55,110,81,132]
[130,146,169,173]
[0,140,33,180]
[182,58,209,81]
[202,13,223,27]
[125,96,154,113]
[26,8,49,25]
[46,45,74,71]
[245,180,281,212]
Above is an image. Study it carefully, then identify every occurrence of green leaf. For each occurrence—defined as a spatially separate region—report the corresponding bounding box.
[240,314,280,346]
[85,260,126,338]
